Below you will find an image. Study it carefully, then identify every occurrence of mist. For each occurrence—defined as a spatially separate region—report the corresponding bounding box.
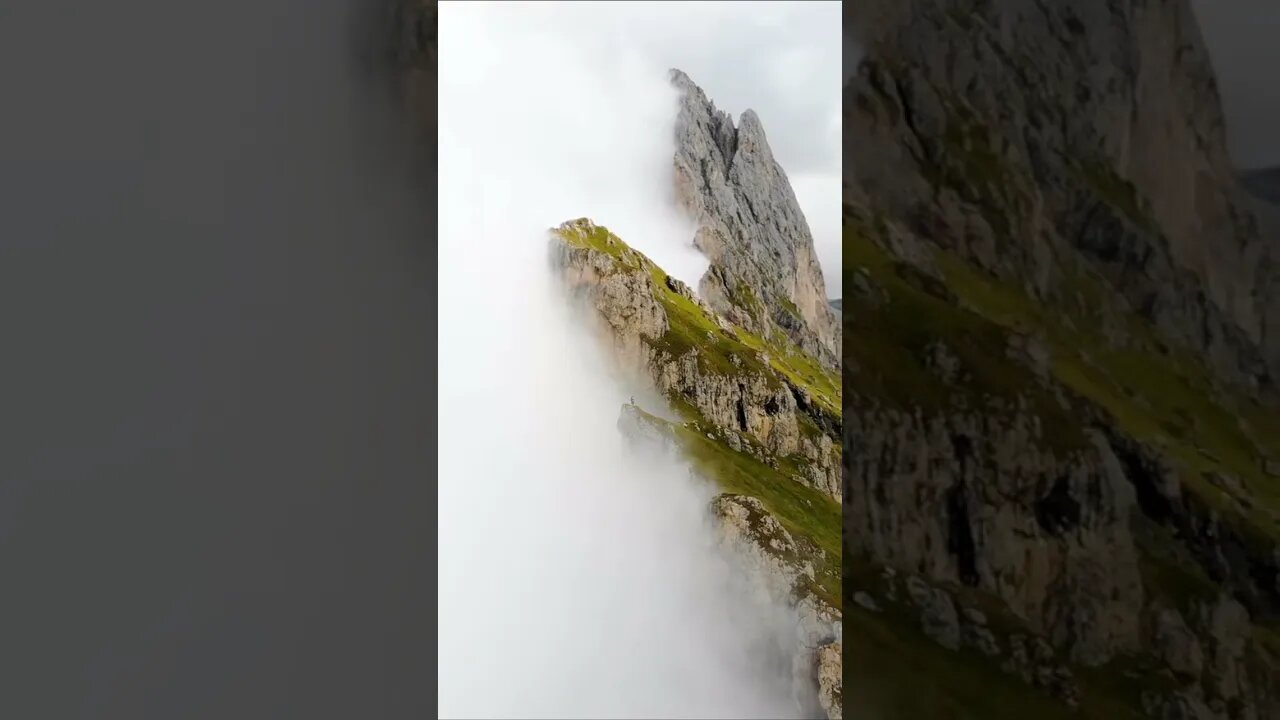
[437,2,830,717]
[448,0,845,299]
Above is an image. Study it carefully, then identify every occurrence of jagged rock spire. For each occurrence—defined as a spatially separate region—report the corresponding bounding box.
[670,69,840,367]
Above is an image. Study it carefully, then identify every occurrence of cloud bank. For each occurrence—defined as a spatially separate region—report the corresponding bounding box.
[449,0,844,297]
[437,2,838,717]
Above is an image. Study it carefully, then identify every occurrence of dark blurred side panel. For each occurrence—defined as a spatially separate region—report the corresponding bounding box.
[0,1,438,717]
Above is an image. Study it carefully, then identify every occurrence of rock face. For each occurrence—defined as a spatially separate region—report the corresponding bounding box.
[815,642,842,720]
[847,408,1147,667]
[552,219,842,500]
[1244,169,1280,376]
[710,494,842,719]
[844,2,1280,717]
[847,0,1280,393]
[555,219,844,719]
[711,494,817,606]
[671,70,841,369]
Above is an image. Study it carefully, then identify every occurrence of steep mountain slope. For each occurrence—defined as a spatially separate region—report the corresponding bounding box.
[554,219,842,501]
[847,0,1280,393]
[551,219,843,718]
[844,2,1280,718]
[546,75,844,719]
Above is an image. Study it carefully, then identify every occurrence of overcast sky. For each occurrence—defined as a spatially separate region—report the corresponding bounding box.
[1189,0,1280,170]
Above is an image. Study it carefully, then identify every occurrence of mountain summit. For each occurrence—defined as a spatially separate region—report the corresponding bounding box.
[670,69,841,369]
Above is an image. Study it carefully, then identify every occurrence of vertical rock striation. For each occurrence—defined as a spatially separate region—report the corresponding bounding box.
[670,70,841,369]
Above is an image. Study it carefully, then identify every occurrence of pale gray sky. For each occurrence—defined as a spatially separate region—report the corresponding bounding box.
[1190,0,1280,170]
[485,0,844,296]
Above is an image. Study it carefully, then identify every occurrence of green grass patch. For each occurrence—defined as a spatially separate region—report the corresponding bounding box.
[914,97,1032,246]
[917,221,1280,540]
[555,218,843,605]
[844,595,1146,720]
[844,556,1151,719]
[1073,159,1159,233]
[1134,520,1222,611]
[555,217,644,267]
[633,406,842,609]
[731,281,763,323]
[847,206,1280,528]
[736,328,841,415]
[557,218,841,416]
[843,223,1089,452]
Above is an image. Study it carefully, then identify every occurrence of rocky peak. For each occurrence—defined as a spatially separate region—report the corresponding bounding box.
[848,0,1280,395]
[670,69,840,368]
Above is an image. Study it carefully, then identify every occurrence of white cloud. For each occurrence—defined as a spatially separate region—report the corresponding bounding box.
[437,2,836,717]
[449,0,844,297]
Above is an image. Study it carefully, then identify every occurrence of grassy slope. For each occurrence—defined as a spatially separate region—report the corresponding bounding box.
[842,206,1280,713]
[554,219,843,609]
[851,51,1280,716]
[874,78,1280,533]
[557,219,841,414]
[633,406,842,609]
[844,606,1146,720]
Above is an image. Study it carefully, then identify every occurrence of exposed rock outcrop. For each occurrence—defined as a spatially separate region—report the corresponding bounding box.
[843,202,1280,715]
[710,493,842,719]
[559,219,844,718]
[815,641,842,720]
[847,0,1280,394]
[844,2,1280,715]
[671,70,841,369]
[847,406,1147,666]
[552,218,842,500]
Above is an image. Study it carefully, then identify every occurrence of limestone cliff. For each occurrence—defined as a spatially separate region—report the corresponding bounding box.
[844,2,1280,718]
[671,70,841,369]
[848,0,1280,394]
[552,219,844,719]
[553,218,842,501]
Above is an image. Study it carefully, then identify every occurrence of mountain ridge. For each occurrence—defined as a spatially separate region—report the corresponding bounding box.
[539,70,847,719]
[844,1,1280,717]
[550,218,844,719]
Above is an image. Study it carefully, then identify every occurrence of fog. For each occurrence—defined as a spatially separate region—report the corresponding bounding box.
[437,2,834,717]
